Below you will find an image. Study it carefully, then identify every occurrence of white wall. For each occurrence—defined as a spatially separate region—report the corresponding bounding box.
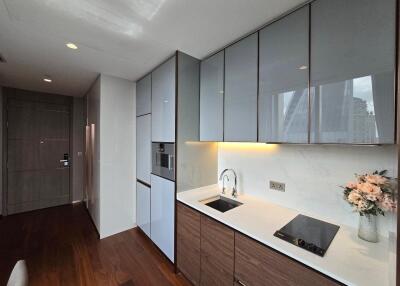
[218,143,397,236]
[99,74,136,238]
[86,77,101,232]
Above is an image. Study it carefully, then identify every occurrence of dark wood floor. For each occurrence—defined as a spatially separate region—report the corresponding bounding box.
[0,203,190,286]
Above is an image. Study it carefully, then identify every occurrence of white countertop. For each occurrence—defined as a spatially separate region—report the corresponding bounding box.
[177,185,393,286]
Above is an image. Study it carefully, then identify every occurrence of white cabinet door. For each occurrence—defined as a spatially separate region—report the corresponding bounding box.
[136,114,151,184]
[200,50,224,141]
[136,74,151,116]
[258,6,309,143]
[224,33,258,142]
[136,182,150,237]
[310,0,395,144]
[150,174,175,262]
[151,56,176,143]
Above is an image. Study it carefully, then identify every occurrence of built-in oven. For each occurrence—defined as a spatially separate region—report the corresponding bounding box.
[152,142,175,181]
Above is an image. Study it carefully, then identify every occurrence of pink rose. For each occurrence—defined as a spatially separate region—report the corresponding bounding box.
[357,182,382,199]
[347,190,363,204]
[365,174,388,186]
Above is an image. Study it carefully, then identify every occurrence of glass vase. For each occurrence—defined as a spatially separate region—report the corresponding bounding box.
[358,214,378,243]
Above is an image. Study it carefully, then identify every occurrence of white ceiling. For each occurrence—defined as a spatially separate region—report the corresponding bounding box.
[0,0,306,97]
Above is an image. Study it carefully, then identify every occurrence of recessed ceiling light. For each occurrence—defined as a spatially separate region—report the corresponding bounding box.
[66,42,78,50]
[43,76,52,83]
[298,65,308,70]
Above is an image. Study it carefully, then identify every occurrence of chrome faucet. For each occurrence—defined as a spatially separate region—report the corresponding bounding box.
[221,175,229,194]
[219,169,238,198]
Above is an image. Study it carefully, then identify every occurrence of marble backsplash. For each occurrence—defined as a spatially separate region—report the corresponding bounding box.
[218,143,397,237]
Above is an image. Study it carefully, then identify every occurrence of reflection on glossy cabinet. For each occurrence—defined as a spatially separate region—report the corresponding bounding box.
[136,74,151,116]
[200,215,234,286]
[224,33,258,142]
[310,0,396,144]
[177,203,201,286]
[234,233,338,286]
[136,114,151,184]
[151,57,176,143]
[258,6,309,143]
[200,51,224,141]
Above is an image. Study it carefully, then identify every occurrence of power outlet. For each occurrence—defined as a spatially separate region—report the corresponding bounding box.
[269,180,285,192]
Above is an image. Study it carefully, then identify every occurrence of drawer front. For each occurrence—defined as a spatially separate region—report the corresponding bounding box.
[235,233,339,286]
[177,203,201,285]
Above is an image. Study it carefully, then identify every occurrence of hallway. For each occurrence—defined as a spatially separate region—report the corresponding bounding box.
[0,204,190,286]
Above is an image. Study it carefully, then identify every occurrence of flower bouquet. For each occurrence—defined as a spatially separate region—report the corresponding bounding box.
[342,170,396,242]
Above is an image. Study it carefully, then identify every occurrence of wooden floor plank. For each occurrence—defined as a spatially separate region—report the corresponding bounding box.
[0,203,190,286]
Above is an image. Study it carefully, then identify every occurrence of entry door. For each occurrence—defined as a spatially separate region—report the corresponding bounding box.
[7,98,71,214]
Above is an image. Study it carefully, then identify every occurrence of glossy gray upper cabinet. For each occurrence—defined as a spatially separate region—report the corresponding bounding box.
[310,0,396,144]
[259,6,309,143]
[136,74,151,116]
[200,51,224,141]
[151,57,176,143]
[224,33,258,142]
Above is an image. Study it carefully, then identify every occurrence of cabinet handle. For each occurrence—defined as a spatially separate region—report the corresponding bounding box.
[236,279,248,286]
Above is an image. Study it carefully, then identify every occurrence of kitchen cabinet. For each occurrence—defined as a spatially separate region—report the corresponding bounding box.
[310,0,396,144]
[234,232,338,286]
[150,174,175,262]
[224,33,258,142]
[136,74,151,116]
[200,215,234,286]
[258,6,309,143]
[136,114,151,184]
[200,51,224,141]
[136,182,150,237]
[176,205,341,286]
[177,203,201,286]
[151,57,176,143]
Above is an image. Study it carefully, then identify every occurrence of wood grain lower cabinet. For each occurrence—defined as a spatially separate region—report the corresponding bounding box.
[234,233,339,286]
[177,203,201,286]
[200,215,234,286]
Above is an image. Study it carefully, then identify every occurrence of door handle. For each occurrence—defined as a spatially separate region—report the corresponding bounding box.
[168,155,174,170]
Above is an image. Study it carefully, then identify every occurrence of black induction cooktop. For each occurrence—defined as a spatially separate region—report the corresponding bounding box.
[274,214,339,257]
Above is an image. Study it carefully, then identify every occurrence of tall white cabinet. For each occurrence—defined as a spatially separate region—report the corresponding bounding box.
[151,57,176,143]
[136,181,151,237]
[136,52,217,264]
[150,174,175,262]
[136,74,152,238]
[136,74,151,116]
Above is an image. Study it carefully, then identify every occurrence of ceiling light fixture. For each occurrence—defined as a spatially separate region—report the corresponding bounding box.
[66,42,78,50]
[43,76,52,83]
[298,65,308,70]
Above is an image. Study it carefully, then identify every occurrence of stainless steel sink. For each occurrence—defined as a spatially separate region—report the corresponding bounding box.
[200,196,243,213]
